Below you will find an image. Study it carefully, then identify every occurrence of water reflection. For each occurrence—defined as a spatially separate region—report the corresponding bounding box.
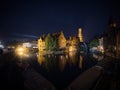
[79,55,83,69]
[37,52,85,72]
[20,52,98,89]
[59,55,67,71]
[92,53,104,61]
[68,52,79,67]
[37,53,45,65]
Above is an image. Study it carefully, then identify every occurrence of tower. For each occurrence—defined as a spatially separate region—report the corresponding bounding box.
[108,16,117,28]
[78,28,83,42]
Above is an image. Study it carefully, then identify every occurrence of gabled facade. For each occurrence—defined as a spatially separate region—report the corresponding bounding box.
[38,31,67,51]
[38,37,45,51]
[58,32,66,49]
[38,28,84,52]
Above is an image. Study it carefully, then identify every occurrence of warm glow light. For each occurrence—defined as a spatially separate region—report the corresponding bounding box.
[18,47,24,52]
[78,28,83,42]
[79,55,83,69]
[15,46,27,57]
[69,46,77,52]
[18,52,24,56]
[69,46,73,52]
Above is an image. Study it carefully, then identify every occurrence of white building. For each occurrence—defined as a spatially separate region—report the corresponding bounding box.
[0,41,4,49]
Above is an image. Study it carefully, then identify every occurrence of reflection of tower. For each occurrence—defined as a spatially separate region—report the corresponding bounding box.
[78,28,83,42]
[68,52,78,66]
[79,55,83,69]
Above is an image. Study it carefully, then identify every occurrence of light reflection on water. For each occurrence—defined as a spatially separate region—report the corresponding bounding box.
[92,53,104,61]
[37,52,85,72]
[17,51,103,89]
[35,52,99,89]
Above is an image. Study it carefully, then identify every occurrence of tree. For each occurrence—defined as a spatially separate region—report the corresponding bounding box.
[45,34,54,51]
[89,38,99,48]
[53,38,59,50]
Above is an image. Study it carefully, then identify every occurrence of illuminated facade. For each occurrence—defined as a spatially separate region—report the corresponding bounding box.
[78,28,83,42]
[58,32,66,48]
[38,28,84,52]
[37,52,45,65]
[38,31,66,51]
[38,37,45,51]
[67,36,80,51]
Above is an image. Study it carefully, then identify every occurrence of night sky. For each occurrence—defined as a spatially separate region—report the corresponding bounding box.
[0,0,120,42]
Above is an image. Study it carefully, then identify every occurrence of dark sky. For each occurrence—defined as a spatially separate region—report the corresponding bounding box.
[0,0,120,42]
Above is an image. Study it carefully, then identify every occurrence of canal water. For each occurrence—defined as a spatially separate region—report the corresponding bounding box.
[16,52,103,89]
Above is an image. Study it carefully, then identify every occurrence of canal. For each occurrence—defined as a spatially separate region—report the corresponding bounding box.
[0,52,103,90]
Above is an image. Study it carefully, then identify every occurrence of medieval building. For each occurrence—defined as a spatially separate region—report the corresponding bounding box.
[38,31,67,51]
[103,18,120,59]
[38,37,46,51]
[38,28,83,52]
[53,31,66,49]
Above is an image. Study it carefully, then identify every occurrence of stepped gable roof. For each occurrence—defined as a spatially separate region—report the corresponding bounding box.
[39,31,65,40]
[53,32,61,36]
[52,32,62,38]
[40,34,46,41]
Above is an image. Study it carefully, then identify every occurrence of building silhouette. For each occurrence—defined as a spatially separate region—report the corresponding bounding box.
[103,17,120,59]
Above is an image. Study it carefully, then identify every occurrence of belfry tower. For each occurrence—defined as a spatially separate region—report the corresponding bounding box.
[78,28,83,42]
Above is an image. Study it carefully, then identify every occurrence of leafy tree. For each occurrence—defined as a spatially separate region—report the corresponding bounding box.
[89,38,99,48]
[45,33,59,51]
[45,34,54,51]
[53,38,59,50]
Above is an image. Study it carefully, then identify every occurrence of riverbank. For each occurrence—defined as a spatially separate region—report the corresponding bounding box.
[23,68,56,90]
[67,56,120,90]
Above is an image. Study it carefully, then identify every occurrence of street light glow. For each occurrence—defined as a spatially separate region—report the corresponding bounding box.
[15,46,27,57]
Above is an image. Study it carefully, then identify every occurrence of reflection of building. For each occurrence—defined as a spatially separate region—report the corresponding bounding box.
[37,51,84,72]
[59,55,67,71]
[103,18,120,58]
[68,52,78,66]
[38,28,84,52]
[37,52,45,65]
[93,53,104,61]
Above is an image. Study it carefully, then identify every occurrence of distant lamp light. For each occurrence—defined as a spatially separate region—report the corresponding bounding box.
[18,52,24,56]
[113,23,116,27]
[17,47,24,52]
[15,46,26,57]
